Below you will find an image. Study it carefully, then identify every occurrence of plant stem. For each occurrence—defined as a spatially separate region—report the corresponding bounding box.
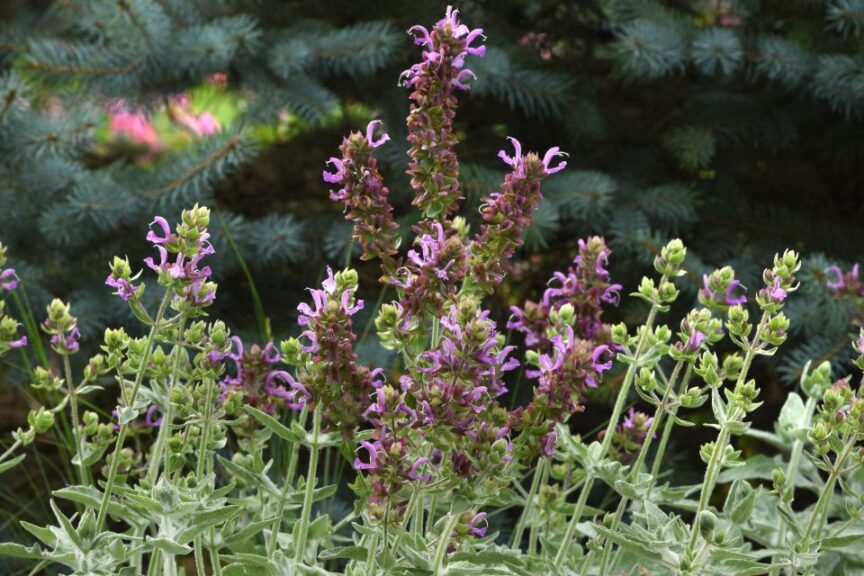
[553,305,660,568]
[426,495,438,537]
[768,394,817,576]
[511,459,545,549]
[650,366,693,478]
[194,379,216,573]
[685,311,767,564]
[269,404,309,558]
[146,318,187,485]
[528,460,550,555]
[598,360,686,574]
[63,354,89,486]
[96,291,172,531]
[293,403,322,564]
[432,512,461,575]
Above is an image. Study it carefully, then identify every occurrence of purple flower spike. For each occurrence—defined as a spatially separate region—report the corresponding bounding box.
[354,440,380,471]
[365,120,390,149]
[146,216,172,245]
[0,268,18,291]
[541,146,568,175]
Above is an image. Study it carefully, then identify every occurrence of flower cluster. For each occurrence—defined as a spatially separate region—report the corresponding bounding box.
[140,205,217,309]
[324,120,400,268]
[290,268,383,435]
[511,325,612,457]
[509,236,621,349]
[467,137,567,292]
[220,339,308,414]
[42,299,80,355]
[402,6,485,218]
[389,221,468,317]
[0,244,26,355]
[698,266,747,312]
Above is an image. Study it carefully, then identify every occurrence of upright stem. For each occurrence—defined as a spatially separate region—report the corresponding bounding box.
[528,460,550,555]
[293,404,322,564]
[598,361,686,574]
[63,355,90,486]
[96,291,171,531]
[650,366,693,478]
[0,439,21,464]
[768,395,817,576]
[194,380,216,574]
[432,512,461,575]
[269,405,309,558]
[554,306,660,568]
[685,311,767,563]
[146,318,187,485]
[511,459,545,549]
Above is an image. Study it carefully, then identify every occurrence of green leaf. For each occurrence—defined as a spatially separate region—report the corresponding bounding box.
[221,517,276,549]
[245,406,304,442]
[0,454,25,475]
[149,536,192,555]
[319,546,369,561]
[0,542,43,559]
[821,531,864,550]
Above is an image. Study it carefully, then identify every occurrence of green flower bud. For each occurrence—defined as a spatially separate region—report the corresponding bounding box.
[658,281,680,304]
[104,327,129,352]
[654,239,687,276]
[335,268,359,293]
[13,426,36,446]
[721,353,743,381]
[698,510,717,538]
[611,322,629,346]
[27,406,55,434]
[31,366,63,392]
[726,305,751,339]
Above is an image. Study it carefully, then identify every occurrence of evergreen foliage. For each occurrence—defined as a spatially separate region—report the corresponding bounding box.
[0,0,861,432]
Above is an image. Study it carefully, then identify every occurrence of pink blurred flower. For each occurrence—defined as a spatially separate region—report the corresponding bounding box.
[109,109,162,152]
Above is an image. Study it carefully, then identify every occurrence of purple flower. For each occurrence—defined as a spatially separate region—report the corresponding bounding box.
[365,120,390,149]
[765,277,787,303]
[145,216,172,245]
[105,276,137,301]
[541,146,568,175]
[407,457,432,482]
[826,265,845,291]
[265,371,309,411]
[144,405,163,427]
[323,157,345,184]
[467,512,488,538]
[497,136,523,173]
[0,268,18,291]
[354,440,381,472]
[50,327,80,353]
[686,330,707,352]
[10,335,27,349]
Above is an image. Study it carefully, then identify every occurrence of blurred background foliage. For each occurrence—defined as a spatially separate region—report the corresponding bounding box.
[0,0,863,564]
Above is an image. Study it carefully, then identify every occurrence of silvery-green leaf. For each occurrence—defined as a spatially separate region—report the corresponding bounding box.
[117,406,138,425]
[0,454,25,475]
[148,536,191,555]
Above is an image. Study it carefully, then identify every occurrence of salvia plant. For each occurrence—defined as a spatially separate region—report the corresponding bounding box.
[1,7,863,576]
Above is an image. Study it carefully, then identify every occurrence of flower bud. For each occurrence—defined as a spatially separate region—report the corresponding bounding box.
[658,281,680,304]
[726,305,751,339]
[654,239,687,276]
[27,406,55,434]
[721,353,743,382]
[698,510,717,538]
[104,327,129,352]
[611,322,629,346]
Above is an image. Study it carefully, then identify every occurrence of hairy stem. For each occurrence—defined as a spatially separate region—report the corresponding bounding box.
[96,291,171,531]
[268,404,309,558]
[63,354,90,486]
[554,305,660,568]
[432,512,461,575]
[293,404,322,563]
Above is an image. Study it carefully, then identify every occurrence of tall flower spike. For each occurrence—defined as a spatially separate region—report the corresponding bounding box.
[402,6,486,218]
[325,121,400,268]
[467,137,567,292]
